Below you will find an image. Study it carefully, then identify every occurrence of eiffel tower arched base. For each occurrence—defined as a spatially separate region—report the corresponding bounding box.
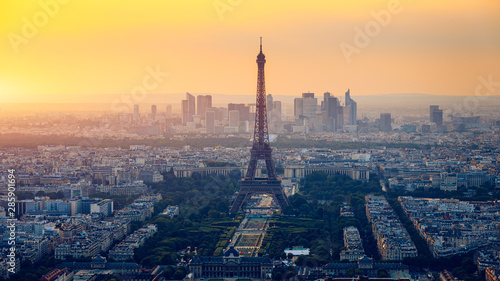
[229,179,290,213]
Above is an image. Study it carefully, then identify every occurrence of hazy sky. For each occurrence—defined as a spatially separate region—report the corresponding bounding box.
[1,0,499,103]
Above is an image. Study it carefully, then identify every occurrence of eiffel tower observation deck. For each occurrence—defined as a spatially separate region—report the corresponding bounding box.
[229,38,290,213]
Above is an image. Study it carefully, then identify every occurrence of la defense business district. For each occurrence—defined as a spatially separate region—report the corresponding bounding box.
[1,37,499,281]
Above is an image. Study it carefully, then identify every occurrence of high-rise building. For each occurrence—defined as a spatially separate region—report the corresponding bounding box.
[294,98,303,118]
[207,107,227,121]
[380,113,392,132]
[273,101,282,122]
[182,93,195,124]
[151,105,157,119]
[325,96,340,132]
[430,105,439,122]
[337,106,344,131]
[322,92,331,111]
[166,104,172,115]
[294,93,317,119]
[266,94,282,130]
[430,105,443,126]
[133,104,139,118]
[266,94,273,114]
[432,109,443,126]
[181,100,189,124]
[197,95,212,117]
[187,93,195,120]
[228,110,240,127]
[228,103,250,122]
[344,89,357,125]
[205,111,215,134]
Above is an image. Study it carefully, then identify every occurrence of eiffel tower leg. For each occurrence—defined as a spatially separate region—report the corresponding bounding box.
[245,155,258,179]
[274,192,290,210]
[264,152,276,180]
[230,191,252,213]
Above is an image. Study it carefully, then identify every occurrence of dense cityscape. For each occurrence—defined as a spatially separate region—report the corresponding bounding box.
[1,82,500,281]
[2,1,500,281]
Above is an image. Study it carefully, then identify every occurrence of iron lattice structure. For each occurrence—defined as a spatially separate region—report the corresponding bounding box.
[230,38,290,213]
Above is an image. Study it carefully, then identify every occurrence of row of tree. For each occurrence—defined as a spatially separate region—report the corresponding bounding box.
[2,133,439,150]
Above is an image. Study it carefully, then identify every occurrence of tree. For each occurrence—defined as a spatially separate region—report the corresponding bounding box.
[46,191,65,199]
[284,270,296,280]
[354,269,363,276]
[173,266,187,280]
[140,256,160,267]
[160,253,174,265]
[35,191,46,197]
[273,268,284,280]
[294,255,307,266]
[346,268,355,277]
[163,265,175,279]
[377,268,389,278]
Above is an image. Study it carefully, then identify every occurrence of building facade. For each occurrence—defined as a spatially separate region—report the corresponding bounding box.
[189,246,272,279]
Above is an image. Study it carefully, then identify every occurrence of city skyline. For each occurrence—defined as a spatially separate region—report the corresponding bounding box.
[1,1,500,105]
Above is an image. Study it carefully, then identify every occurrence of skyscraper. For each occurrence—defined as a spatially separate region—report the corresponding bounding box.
[430,105,443,126]
[273,100,282,122]
[205,111,215,134]
[228,110,240,127]
[294,98,303,118]
[266,94,273,115]
[380,113,392,132]
[267,95,274,126]
[266,94,282,130]
[197,95,212,117]
[182,93,195,124]
[208,107,226,121]
[326,96,339,132]
[294,93,317,119]
[430,105,439,122]
[344,89,357,125]
[228,103,250,122]
[433,109,443,126]
[322,92,331,111]
[181,100,189,124]
[187,93,195,120]
[337,106,344,131]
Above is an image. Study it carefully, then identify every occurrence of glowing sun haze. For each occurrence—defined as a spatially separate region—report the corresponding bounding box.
[1,0,499,104]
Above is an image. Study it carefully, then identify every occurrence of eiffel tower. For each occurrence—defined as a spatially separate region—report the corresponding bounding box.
[229,38,290,213]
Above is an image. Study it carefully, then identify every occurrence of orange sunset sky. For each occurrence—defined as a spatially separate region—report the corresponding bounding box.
[1,0,499,104]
